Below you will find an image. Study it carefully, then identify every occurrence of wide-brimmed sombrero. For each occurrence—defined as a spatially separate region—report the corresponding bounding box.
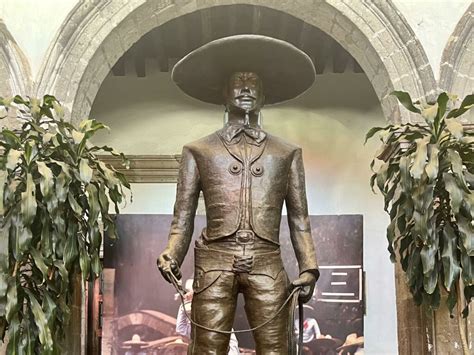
[171,34,316,105]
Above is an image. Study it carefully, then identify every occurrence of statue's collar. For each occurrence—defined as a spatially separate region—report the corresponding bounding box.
[219,123,267,146]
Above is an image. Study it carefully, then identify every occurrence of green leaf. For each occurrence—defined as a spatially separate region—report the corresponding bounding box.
[445,118,463,139]
[0,271,7,317]
[43,292,57,328]
[91,253,101,277]
[97,184,109,213]
[41,222,53,258]
[423,283,441,309]
[63,224,78,269]
[464,192,474,220]
[5,277,18,322]
[30,248,49,282]
[86,184,100,223]
[79,251,90,282]
[23,141,37,165]
[423,266,438,295]
[55,176,69,206]
[79,159,93,184]
[365,126,389,144]
[447,94,474,118]
[6,149,22,171]
[421,238,438,275]
[391,91,421,113]
[444,173,463,214]
[447,285,458,315]
[52,100,64,119]
[79,119,109,134]
[72,130,85,144]
[6,316,20,354]
[407,247,421,284]
[460,251,473,286]
[53,260,69,294]
[36,161,54,199]
[421,103,438,123]
[13,95,28,105]
[441,224,461,290]
[410,137,429,179]
[457,215,474,256]
[2,129,21,147]
[399,156,412,193]
[103,216,118,240]
[17,224,33,253]
[97,161,120,187]
[67,192,82,216]
[425,145,439,183]
[376,161,389,192]
[435,92,449,124]
[21,173,37,226]
[24,289,53,350]
[447,149,470,193]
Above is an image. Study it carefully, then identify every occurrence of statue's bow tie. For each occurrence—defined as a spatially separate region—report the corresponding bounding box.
[222,124,267,145]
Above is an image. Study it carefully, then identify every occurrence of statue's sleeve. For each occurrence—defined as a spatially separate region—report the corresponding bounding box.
[164,145,200,265]
[285,148,319,276]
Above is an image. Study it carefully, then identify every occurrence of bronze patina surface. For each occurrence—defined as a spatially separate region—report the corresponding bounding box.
[158,35,319,354]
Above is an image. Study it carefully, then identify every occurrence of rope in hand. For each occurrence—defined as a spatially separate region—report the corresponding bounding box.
[169,272,304,355]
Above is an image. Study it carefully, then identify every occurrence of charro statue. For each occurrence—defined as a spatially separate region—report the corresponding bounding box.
[157,35,319,354]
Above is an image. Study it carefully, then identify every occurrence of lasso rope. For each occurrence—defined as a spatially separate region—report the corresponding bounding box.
[169,272,304,355]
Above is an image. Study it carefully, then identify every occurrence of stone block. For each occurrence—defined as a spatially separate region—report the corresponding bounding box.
[100,31,126,68]
[116,13,140,50]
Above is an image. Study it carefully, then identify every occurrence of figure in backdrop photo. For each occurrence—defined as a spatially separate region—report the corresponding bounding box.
[157,35,319,355]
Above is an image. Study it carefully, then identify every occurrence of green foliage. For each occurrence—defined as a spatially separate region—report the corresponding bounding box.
[367,91,473,317]
[0,95,130,353]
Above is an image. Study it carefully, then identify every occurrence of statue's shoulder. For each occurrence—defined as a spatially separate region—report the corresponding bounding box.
[182,131,221,152]
[265,132,301,153]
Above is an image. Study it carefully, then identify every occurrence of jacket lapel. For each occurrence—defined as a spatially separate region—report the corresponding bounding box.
[248,136,267,164]
[216,131,244,163]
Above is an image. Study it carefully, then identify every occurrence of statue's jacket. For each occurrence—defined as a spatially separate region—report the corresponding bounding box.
[166,126,318,278]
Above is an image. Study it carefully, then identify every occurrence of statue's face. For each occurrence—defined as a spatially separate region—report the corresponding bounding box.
[225,72,264,113]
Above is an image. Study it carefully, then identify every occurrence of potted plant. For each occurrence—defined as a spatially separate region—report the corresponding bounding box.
[366,91,473,354]
[0,95,130,353]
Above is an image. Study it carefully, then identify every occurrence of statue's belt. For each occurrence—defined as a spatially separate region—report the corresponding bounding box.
[194,246,284,279]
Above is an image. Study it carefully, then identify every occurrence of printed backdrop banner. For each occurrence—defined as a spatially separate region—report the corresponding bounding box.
[102,214,364,354]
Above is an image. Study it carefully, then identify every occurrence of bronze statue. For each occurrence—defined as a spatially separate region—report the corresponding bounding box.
[158,35,319,354]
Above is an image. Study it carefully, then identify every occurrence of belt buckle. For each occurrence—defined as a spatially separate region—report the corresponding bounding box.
[235,230,255,245]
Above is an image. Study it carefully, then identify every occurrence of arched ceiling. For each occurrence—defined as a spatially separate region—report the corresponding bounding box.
[111,5,364,77]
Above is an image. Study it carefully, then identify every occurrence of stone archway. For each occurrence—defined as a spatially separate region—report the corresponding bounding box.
[439,3,473,102]
[37,0,436,124]
[0,20,32,129]
[0,19,31,97]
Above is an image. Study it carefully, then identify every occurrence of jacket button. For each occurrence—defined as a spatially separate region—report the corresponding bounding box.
[229,163,242,175]
[251,164,264,176]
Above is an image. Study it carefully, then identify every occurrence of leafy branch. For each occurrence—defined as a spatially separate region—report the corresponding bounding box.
[0,95,130,354]
[367,91,473,353]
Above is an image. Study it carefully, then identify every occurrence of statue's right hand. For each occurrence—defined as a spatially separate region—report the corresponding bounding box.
[157,253,182,283]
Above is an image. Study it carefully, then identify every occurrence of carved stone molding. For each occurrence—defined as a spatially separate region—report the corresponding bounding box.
[98,154,180,183]
[439,3,473,100]
[0,20,32,98]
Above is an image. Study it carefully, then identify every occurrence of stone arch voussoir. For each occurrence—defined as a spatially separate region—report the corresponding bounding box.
[0,19,33,127]
[439,3,473,121]
[37,0,436,124]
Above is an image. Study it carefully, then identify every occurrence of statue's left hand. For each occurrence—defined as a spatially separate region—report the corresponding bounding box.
[292,271,318,303]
